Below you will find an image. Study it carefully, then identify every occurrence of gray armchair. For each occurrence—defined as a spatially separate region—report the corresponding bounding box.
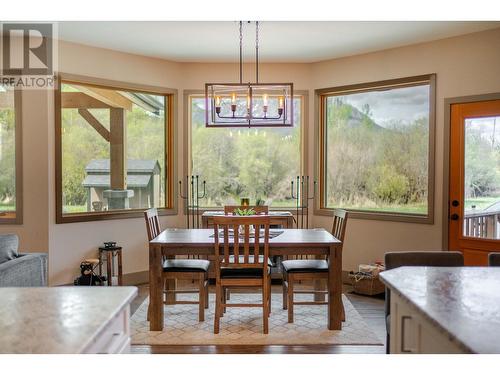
[0,234,47,287]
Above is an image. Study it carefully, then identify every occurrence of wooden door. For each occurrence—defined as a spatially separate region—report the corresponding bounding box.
[449,99,500,265]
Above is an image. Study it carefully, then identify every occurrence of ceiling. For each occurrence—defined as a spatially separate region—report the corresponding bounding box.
[57,21,500,63]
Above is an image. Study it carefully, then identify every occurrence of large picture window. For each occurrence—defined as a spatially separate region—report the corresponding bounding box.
[0,85,22,224]
[56,76,174,223]
[318,75,435,222]
[189,94,303,208]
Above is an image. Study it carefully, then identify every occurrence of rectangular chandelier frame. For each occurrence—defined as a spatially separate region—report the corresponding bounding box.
[205,82,294,128]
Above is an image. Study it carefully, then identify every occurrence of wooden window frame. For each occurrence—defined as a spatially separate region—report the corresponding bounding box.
[0,89,23,224]
[55,73,177,224]
[184,91,308,211]
[315,74,436,224]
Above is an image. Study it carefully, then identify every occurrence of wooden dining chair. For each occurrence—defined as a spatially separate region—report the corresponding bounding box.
[224,205,269,215]
[281,209,348,323]
[223,205,270,301]
[213,215,272,334]
[144,208,210,322]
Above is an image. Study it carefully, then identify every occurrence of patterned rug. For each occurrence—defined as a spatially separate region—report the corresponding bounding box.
[130,293,382,346]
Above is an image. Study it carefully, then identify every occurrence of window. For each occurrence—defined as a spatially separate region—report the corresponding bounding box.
[318,75,435,222]
[0,85,22,224]
[189,94,303,208]
[56,76,174,223]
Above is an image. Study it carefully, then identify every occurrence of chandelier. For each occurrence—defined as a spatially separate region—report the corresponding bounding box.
[205,21,293,127]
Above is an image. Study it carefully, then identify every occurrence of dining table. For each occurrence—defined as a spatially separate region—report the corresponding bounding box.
[148,228,343,331]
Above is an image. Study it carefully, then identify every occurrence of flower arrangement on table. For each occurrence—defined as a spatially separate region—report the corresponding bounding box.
[233,207,257,235]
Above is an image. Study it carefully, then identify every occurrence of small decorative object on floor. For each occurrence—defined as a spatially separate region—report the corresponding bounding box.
[348,263,386,296]
[98,243,123,286]
[74,259,106,286]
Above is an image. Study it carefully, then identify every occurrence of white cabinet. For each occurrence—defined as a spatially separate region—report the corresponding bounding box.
[390,293,466,354]
[83,306,131,354]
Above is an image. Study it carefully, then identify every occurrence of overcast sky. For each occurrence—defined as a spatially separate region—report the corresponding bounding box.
[340,84,430,127]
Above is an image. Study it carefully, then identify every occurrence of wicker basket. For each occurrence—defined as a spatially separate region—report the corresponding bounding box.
[348,272,385,296]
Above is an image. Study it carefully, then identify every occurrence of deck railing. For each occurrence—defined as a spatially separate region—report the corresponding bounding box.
[463,209,500,239]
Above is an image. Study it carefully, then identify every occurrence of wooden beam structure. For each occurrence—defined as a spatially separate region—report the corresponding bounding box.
[110,108,127,190]
[71,84,133,111]
[77,109,111,142]
[61,92,112,109]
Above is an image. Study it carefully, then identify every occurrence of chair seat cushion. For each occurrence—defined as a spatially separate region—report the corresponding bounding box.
[220,266,271,279]
[228,255,274,267]
[162,259,210,272]
[282,259,328,273]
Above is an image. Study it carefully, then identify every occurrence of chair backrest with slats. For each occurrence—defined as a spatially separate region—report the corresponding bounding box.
[283,209,348,261]
[213,215,271,277]
[223,205,269,215]
[144,208,161,241]
[331,209,348,243]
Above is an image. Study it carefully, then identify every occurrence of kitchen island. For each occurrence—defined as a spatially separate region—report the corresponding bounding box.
[0,286,137,354]
[380,267,500,354]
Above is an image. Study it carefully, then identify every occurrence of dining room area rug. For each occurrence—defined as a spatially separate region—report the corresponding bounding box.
[130,293,382,346]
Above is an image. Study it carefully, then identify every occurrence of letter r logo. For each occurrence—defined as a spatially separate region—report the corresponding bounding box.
[2,23,53,75]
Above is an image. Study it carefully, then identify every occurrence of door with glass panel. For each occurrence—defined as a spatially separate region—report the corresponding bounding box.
[449,99,500,265]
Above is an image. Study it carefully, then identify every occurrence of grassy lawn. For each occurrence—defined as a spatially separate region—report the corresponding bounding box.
[63,205,87,213]
[326,201,428,215]
[0,203,15,212]
[464,196,500,211]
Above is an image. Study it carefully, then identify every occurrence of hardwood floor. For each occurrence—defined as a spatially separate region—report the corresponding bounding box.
[130,283,386,354]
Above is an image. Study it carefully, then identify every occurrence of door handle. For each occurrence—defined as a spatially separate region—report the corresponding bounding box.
[450,213,459,221]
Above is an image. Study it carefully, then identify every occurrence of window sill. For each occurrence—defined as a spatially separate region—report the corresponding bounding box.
[0,212,21,225]
[314,207,434,224]
[56,207,177,224]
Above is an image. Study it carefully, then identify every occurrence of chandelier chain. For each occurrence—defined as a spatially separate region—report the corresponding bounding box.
[239,21,243,84]
[255,21,259,84]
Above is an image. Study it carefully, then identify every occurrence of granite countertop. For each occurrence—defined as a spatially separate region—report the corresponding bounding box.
[380,267,500,354]
[0,286,137,354]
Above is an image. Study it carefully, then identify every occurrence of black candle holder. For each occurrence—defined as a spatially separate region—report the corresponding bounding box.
[179,175,206,229]
[290,175,316,229]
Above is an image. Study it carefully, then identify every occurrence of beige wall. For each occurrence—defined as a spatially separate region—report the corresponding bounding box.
[2,28,499,284]
[0,89,50,252]
[310,28,500,270]
[47,41,186,285]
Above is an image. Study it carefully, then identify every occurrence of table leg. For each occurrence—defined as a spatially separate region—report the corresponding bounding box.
[98,251,103,278]
[106,251,112,286]
[328,244,342,330]
[149,243,164,331]
[165,255,177,304]
[117,250,123,286]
